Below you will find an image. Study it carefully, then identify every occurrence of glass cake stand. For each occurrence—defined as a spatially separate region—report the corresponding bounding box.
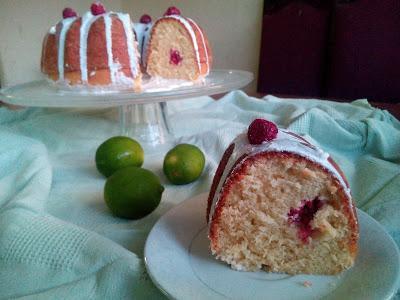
[0,69,253,146]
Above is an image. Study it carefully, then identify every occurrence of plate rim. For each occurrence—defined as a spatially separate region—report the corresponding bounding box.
[144,192,400,300]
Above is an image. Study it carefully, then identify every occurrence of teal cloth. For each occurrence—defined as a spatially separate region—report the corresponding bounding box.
[0,91,399,299]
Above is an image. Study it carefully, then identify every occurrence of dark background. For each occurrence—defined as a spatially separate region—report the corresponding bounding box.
[258,0,400,104]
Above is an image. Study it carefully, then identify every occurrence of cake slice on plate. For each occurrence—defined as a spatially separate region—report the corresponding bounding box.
[207,119,359,275]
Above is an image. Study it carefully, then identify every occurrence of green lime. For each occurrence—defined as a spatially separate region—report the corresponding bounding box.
[95,136,144,177]
[163,143,205,185]
[104,166,164,219]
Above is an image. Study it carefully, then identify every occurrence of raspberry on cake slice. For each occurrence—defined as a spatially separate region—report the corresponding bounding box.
[207,119,359,275]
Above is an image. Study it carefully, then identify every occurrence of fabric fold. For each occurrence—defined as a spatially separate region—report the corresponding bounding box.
[0,91,399,298]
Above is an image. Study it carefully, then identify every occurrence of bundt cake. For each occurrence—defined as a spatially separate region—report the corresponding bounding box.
[207,119,359,275]
[41,3,142,90]
[41,4,212,90]
[145,7,212,81]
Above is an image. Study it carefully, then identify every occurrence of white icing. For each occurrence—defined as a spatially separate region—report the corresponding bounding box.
[163,15,201,72]
[133,22,152,66]
[208,130,353,227]
[49,26,56,34]
[141,75,194,92]
[53,75,196,93]
[114,70,135,85]
[79,11,99,83]
[187,17,209,75]
[104,14,116,83]
[133,23,145,47]
[58,17,77,80]
[116,13,140,78]
[52,11,139,85]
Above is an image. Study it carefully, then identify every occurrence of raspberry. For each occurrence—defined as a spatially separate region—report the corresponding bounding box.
[139,14,152,24]
[288,197,324,243]
[62,7,77,19]
[247,119,278,144]
[170,49,183,65]
[164,6,181,16]
[91,2,106,15]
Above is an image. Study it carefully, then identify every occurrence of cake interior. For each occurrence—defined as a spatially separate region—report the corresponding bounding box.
[211,154,356,275]
[147,20,199,80]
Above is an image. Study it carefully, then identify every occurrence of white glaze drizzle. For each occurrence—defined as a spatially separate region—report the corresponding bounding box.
[116,13,139,78]
[187,17,209,75]
[79,11,99,83]
[49,26,56,34]
[133,22,152,67]
[141,75,194,92]
[208,130,352,226]
[103,14,115,82]
[163,15,201,72]
[57,17,77,80]
[54,11,138,85]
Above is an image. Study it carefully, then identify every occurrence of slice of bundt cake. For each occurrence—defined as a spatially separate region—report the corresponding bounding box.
[41,3,141,90]
[207,119,359,275]
[145,7,212,81]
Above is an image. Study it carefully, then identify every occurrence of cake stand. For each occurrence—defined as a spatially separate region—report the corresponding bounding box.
[0,70,252,147]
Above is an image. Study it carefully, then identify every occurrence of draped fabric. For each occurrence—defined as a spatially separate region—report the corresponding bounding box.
[0,91,399,298]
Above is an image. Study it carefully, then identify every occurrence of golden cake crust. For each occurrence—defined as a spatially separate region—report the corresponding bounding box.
[40,13,141,89]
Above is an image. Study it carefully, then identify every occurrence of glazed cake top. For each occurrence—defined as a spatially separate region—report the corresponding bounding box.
[208,128,352,225]
[45,6,140,84]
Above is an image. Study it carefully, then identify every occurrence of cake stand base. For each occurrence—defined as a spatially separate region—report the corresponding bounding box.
[119,102,172,147]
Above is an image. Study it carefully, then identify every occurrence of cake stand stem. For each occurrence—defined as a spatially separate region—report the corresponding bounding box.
[119,102,172,146]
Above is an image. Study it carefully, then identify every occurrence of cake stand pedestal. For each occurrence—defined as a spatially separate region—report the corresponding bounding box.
[119,102,171,145]
[0,70,253,147]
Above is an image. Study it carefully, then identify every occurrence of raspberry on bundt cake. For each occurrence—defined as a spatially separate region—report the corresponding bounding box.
[207,119,359,275]
[41,3,141,90]
[145,7,212,81]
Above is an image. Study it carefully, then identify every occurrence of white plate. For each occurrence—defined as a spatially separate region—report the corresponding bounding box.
[0,70,253,108]
[145,193,400,300]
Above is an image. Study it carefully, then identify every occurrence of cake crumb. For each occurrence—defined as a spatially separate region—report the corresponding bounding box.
[303,281,312,287]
